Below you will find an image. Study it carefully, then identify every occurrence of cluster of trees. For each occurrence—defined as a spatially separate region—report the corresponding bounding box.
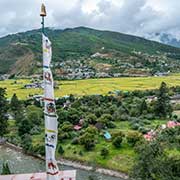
[0,82,177,149]
[0,88,8,137]
[0,82,179,178]
[56,82,175,141]
[131,126,180,180]
[8,94,44,154]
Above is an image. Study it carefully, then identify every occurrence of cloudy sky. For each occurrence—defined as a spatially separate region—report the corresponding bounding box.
[0,0,180,40]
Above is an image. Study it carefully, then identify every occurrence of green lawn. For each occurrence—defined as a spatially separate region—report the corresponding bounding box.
[29,120,168,174]
[59,137,136,173]
[0,74,180,99]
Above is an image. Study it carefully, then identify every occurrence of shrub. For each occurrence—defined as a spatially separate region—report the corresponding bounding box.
[138,126,149,134]
[131,123,140,130]
[86,114,97,124]
[119,114,130,121]
[112,131,124,140]
[126,131,142,146]
[107,121,116,128]
[85,126,98,135]
[100,147,109,158]
[144,113,155,120]
[30,126,41,135]
[129,117,140,123]
[80,132,96,151]
[79,151,83,156]
[21,134,32,152]
[97,114,113,127]
[113,136,123,148]
[58,132,71,141]
[173,114,178,120]
[58,145,64,155]
[71,137,79,145]
[35,144,45,156]
[129,108,139,117]
[61,122,73,132]
[2,162,11,175]
[142,119,151,125]
[18,118,32,137]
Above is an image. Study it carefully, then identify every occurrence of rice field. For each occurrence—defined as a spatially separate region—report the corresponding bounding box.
[0,74,180,99]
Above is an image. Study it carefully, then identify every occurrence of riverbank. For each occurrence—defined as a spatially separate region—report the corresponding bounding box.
[2,142,129,179]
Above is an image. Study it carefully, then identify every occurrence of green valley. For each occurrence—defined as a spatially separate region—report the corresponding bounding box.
[0,74,179,99]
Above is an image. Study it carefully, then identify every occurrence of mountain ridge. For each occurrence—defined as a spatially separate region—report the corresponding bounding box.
[0,26,179,78]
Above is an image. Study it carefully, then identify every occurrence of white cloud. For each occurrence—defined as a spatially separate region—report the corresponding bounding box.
[0,0,179,40]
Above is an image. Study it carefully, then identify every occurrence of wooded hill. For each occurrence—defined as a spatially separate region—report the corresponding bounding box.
[0,27,180,77]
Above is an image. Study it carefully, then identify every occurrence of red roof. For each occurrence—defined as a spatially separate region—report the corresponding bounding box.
[73,125,82,130]
[0,170,76,180]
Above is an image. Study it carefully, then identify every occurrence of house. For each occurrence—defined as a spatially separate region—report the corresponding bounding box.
[0,74,10,80]
[104,131,111,140]
[74,125,82,131]
[24,82,42,89]
[154,72,169,77]
[170,94,180,104]
[146,96,157,103]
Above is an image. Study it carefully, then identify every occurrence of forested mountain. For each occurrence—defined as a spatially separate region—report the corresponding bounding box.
[0,27,180,78]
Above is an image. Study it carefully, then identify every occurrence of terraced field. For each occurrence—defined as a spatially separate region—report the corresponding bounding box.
[0,74,180,99]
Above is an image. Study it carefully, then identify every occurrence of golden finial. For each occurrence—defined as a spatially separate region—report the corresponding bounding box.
[40,3,47,17]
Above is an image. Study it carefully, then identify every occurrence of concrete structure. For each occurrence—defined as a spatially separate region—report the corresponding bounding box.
[0,170,76,180]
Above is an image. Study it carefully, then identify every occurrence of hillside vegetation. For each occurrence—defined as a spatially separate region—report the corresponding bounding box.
[0,27,180,77]
[3,82,180,177]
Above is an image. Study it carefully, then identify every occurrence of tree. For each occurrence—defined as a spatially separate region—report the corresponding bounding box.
[86,114,97,124]
[112,136,123,148]
[0,88,8,137]
[126,131,142,146]
[21,134,32,152]
[61,122,73,132]
[57,109,69,124]
[155,82,172,118]
[58,145,64,155]
[131,126,180,180]
[80,132,96,151]
[18,118,32,137]
[68,108,80,124]
[10,93,21,112]
[1,161,11,175]
[27,105,43,126]
[100,147,109,158]
[139,99,148,115]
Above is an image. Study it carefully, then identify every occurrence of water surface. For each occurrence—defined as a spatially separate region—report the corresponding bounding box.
[0,146,124,180]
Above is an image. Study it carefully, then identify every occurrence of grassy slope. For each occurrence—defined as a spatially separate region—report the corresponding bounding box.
[0,74,180,99]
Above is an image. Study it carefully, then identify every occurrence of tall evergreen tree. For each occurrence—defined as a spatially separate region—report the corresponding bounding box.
[18,118,32,137]
[10,94,26,125]
[139,99,148,115]
[0,88,8,137]
[10,93,22,119]
[155,82,172,118]
[10,94,19,111]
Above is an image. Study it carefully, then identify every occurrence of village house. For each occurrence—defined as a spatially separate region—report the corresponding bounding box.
[170,94,180,104]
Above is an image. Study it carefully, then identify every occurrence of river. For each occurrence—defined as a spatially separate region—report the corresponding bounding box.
[0,145,124,180]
